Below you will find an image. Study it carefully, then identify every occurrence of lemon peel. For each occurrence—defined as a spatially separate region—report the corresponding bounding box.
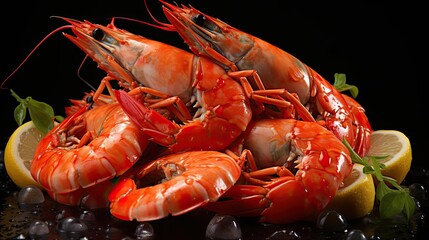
[4,121,44,189]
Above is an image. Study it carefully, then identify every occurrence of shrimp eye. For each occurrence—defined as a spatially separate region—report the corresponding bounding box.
[193,14,206,27]
[192,14,220,33]
[85,95,93,104]
[92,28,105,41]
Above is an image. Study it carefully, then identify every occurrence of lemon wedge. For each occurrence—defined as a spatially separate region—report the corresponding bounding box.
[326,163,375,219]
[4,121,45,189]
[366,130,412,184]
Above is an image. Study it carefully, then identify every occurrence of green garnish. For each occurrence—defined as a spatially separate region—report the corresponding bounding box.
[10,89,63,134]
[333,73,359,98]
[343,138,416,221]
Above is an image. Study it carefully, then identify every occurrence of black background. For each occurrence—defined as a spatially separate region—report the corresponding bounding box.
[1,1,427,169]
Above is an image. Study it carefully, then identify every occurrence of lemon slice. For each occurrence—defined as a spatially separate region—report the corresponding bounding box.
[325,164,375,219]
[4,121,45,189]
[366,130,412,184]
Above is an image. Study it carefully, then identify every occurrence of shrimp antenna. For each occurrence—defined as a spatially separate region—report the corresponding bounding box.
[76,55,97,91]
[0,25,71,89]
[110,0,176,32]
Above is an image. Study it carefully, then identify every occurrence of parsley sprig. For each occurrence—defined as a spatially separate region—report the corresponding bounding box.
[333,73,359,98]
[10,89,63,134]
[342,139,416,220]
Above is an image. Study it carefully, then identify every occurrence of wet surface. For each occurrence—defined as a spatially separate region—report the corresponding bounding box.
[1,150,428,240]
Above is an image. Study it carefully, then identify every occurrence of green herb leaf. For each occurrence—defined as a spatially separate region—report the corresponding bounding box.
[342,138,364,164]
[10,89,27,126]
[333,73,359,98]
[362,165,375,175]
[55,115,65,122]
[379,191,405,219]
[9,89,61,134]
[14,103,27,126]
[28,98,55,134]
[375,181,392,201]
[383,176,403,190]
[403,194,416,220]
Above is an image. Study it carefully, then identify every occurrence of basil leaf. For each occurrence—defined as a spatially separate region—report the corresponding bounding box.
[14,103,27,126]
[403,194,416,220]
[9,89,63,134]
[28,98,55,134]
[10,89,27,126]
[379,191,405,219]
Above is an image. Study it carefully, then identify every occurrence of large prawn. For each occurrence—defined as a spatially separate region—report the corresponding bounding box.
[150,1,372,157]
[60,17,254,153]
[204,118,353,224]
[31,97,150,207]
[108,149,245,221]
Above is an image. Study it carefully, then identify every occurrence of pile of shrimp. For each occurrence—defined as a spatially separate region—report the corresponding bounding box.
[5,1,373,225]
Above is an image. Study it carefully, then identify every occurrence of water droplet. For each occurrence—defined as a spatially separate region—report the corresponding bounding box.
[17,186,44,205]
[13,233,26,239]
[317,210,347,232]
[205,214,242,240]
[135,222,155,239]
[267,229,302,239]
[79,210,96,222]
[185,178,194,185]
[345,229,368,240]
[31,209,40,215]
[267,230,287,239]
[28,220,50,239]
[57,216,88,239]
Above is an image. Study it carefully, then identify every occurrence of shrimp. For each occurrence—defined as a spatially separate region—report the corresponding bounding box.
[204,118,353,224]
[31,100,150,206]
[156,1,373,156]
[60,17,254,153]
[107,150,245,221]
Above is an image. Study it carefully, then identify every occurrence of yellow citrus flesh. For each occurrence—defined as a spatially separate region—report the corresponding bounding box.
[325,164,375,219]
[4,121,44,189]
[366,130,412,184]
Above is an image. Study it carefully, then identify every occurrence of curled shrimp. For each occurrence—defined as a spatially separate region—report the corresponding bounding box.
[31,100,150,206]
[108,150,244,221]
[204,118,353,224]
[154,1,372,157]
